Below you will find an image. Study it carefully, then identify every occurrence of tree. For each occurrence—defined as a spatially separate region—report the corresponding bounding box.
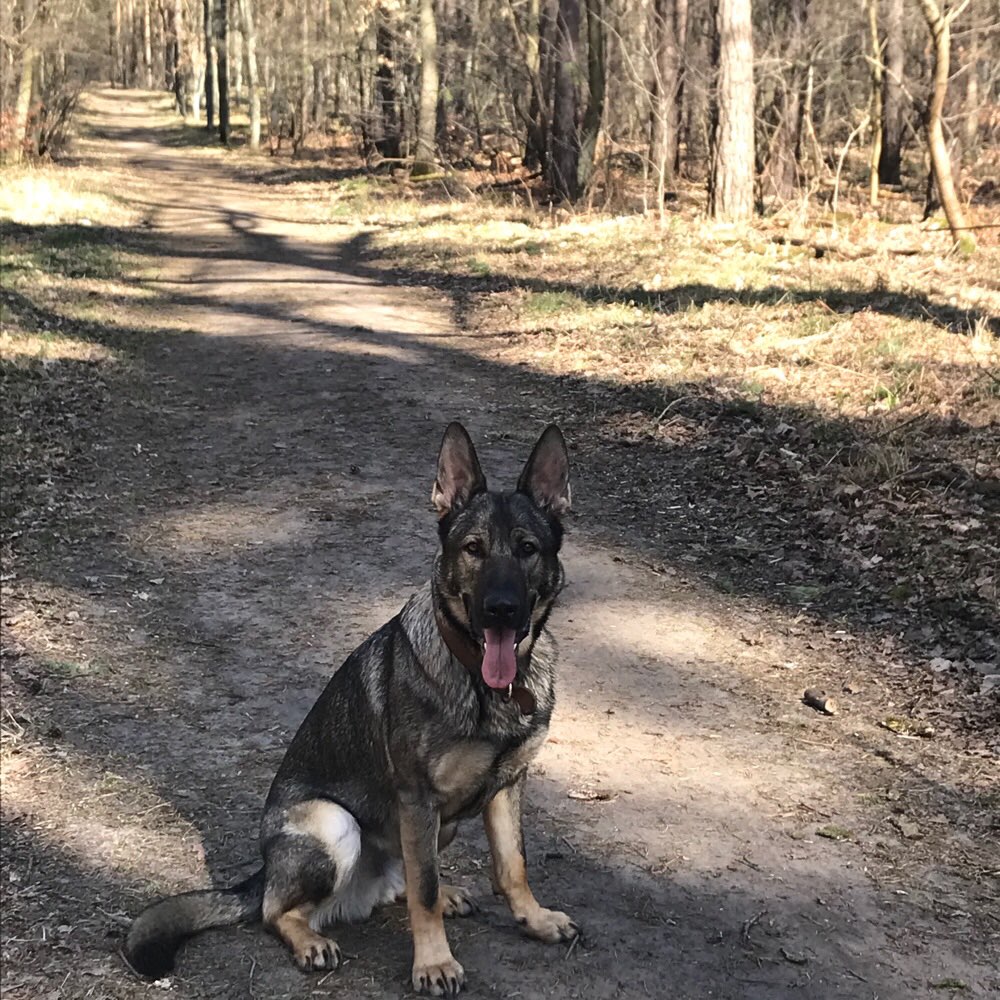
[878,0,904,184]
[708,0,755,221]
[548,0,581,200]
[759,0,809,205]
[373,4,402,159]
[649,0,688,197]
[204,0,215,129]
[413,0,439,174]
[866,0,882,205]
[238,0,260,149]
[577,0,606,194]
[10,0,39,165]
[917,0,972,250]
[216,0,229,145]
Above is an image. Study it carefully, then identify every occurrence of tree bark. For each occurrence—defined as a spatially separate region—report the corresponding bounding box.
[523,0,546,170]
[204,0,215,128]
[917,0,972,249]
[962,21,979,161]
[548,0,581,200]
[10,0,38,165]
[878,0,903,184]
[112,0,123,86]
[374,6,401,158]
[238,0,260,149]
[867,0,882,206]
[295,0,310,153]
[649,0,687,196]
[413,0,439,173]
[576,0,605,194]
[216,0,229,145]
[759,0,807,205]
[142,0,153,88]
[708,0,755,221]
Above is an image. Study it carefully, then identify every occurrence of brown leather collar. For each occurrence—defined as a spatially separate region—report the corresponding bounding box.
[435,609,482,672]
[435,610,536,716]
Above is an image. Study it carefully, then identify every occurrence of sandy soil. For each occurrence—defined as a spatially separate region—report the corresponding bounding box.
[2,91,998,1000]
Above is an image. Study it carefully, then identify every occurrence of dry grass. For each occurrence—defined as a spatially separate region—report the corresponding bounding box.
[0,164,140,227]
[355,201,1000,426]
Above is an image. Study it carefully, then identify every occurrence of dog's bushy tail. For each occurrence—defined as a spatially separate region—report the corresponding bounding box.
[123,868,264,979]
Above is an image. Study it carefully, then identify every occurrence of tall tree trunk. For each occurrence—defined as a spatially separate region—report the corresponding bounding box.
[576,0,605,194]
[708,0,755,220]
[112,0,123,86]
[523,0,546,169]
[917,0,972,249]
[204,0,215,128]
[238,0,260,149]
[878,0,903,183]
[295,0,310,152]
[962,21,979,161]
[548,0,581,200]
[216,0,229,145]
[867,0,882,205]
[759,0,806,205]
[231,6,243,105]
[374,6,401,158]
[649,0,687,197]
[142,0,153,88]
[10,0,38,165]
[125,0,137,85]
[413,0,439,173]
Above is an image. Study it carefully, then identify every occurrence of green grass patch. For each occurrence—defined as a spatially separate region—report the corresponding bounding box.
[523,290,583,315]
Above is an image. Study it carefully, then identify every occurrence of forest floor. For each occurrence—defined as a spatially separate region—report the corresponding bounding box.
[2,90,998,1000]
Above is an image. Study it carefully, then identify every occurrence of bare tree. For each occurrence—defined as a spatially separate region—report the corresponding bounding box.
[649,0,688,196]
[548,0,581,200]
[216,0,229,145]
[866,0,882,205]
[878,0,904,184]
[708,0,755,220]
[238,0,260,149]
[577,0,606,194]
[413,0,439,174]
[204,0,215,129]
[10,0,39,164]
[917,0,972,249]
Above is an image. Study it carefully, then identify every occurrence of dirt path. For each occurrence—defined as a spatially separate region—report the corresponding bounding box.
[3,92,997,1000]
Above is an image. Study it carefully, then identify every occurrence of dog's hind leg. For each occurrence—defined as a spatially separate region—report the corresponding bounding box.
[262,800,362,972]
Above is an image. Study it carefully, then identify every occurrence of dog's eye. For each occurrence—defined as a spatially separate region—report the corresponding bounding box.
[519,540,538,557]
[464,539,483,557]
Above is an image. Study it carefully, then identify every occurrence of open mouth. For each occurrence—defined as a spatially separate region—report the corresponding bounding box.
[479,624,530,690]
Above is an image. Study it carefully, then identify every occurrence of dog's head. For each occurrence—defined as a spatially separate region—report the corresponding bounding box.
[431,423,570,689]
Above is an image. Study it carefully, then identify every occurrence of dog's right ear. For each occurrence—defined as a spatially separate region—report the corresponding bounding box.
[432,422,487,517]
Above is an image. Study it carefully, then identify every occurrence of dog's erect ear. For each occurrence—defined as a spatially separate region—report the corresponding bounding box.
[517,424,571,517]
[432,422,487,517]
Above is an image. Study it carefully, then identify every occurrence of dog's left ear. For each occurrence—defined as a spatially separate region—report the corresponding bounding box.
[433,422,487,517]
[518,424,571,517]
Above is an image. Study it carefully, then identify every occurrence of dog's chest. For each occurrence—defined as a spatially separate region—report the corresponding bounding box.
[431,729,547,819]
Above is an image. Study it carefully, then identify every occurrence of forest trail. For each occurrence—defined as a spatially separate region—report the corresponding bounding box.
[3,91,997,1000]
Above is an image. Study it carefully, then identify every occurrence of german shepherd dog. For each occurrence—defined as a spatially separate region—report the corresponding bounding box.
[124,423,578,996]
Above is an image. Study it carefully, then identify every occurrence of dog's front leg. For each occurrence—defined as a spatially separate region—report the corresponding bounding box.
[399,796,464,996]
[484,776,579,943]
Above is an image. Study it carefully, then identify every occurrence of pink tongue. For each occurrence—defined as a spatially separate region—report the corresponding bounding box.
[482,627,518,689]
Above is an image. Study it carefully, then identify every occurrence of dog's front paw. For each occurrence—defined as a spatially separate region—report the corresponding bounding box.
[518,907,579,944]
[412,956,465,996]
[440,884,476,918]
[292,934,342,972]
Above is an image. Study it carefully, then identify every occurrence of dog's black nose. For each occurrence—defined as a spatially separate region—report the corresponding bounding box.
[484,595,519,624]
